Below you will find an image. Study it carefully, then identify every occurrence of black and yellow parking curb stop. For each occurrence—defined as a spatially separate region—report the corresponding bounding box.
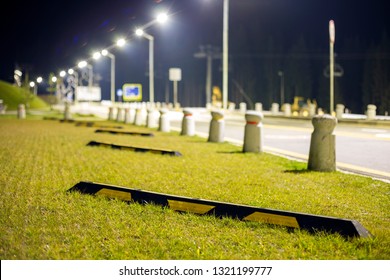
[86,140,182,156]
[95,129,154,137]
[75,121,124,129]
[68,181,371,238]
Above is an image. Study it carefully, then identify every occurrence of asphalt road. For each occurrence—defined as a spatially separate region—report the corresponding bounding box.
[170,110,390,182]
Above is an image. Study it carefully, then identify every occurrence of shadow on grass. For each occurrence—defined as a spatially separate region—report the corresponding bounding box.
[284,169,312,174]
[216,150,244,154]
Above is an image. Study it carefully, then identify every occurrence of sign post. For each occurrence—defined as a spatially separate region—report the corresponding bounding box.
[169,68,182,108]
[329,20,335,115]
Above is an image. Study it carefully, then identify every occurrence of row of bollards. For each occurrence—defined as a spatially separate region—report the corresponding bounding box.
[110,105,337,172]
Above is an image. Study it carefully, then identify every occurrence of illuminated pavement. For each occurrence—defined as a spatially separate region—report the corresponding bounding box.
[169,109,390,182]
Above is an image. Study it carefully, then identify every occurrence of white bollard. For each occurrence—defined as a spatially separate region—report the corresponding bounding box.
[108,107,115,121]
[146,109,158,128]
[208,110,225,143]
[124,108,131,124]
[64,101,72,120]
[116,107,124,122]
[239,102,247,114]
[255,102,263,112]
[134,108,147,126]
[181,109,195,136]
[243,110,264,153]
[283,103,292,117]
[271,103,279,115]
[158,108,170,132]
[17,104,26,119]
[308,114,337,172]
[366,104,377,120]
[336,104,345,119]
[308,103,316,117]
[228,102,236,111]
[128,107,136,124]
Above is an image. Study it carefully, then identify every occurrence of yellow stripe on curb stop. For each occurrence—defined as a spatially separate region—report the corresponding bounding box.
[96,188,132,202]
[168,200,215,214]
[244,212,299,228]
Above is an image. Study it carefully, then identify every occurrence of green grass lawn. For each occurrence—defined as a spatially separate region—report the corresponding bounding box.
[0,114,389,260]
[0,80,49,110]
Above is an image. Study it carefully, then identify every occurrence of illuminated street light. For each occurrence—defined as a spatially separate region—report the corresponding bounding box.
[59,70,66,78]
[156,12,168,24]
[36,77,43,83]
[136,28,155,103]
[29,81,37,95]
[93,51,101,60]
[101,49,116,103]
[78,60,93,87]
[51,76,57,83]
[116,38,126,47]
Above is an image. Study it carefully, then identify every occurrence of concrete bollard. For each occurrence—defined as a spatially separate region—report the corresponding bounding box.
[336,104,345,119]
[116,107,124,122]
[146,109,158,128]
[283,103,292,117]
[239,102,247,114]
[308,114,337,172]
[124,108,131,124]
[308,104,316,117]
[271,103,279,115]
[243,110,264,153]
[208,110,225,143]
[228,102,236,111]
[108,107,115,121]
[17,104,26,119]
[366,104,377,120]
[64,101,72,120]
[158,109,170,132]
[134,108,147,126]
[181,109,195,136]
[255,102,263,112]
[128,107,136,124]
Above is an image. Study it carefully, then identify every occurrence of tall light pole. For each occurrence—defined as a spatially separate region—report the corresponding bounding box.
[222,0,229,110]
[329,20,335,115]
[278,71,285,105]
[136,29,155,103]
[99,50,116,103]
[78,60,93,87]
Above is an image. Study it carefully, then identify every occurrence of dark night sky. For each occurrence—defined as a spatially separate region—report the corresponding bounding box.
[0,0,388,107]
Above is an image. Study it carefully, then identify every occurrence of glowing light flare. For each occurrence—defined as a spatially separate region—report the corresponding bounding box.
[156,13,168,23]
[135,29,144,36]
[93,52,101,60]
[116,38,126,47]
[78,61,88,68]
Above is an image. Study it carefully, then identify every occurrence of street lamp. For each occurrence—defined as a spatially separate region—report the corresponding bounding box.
[29,81,37,95]
[329,20,335,115]
[136,28,155,103]
[222,0,229,110]
[116,38,126,47]
[68,68,79,102]
[101,49,116,103]
[78,60,93,87]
